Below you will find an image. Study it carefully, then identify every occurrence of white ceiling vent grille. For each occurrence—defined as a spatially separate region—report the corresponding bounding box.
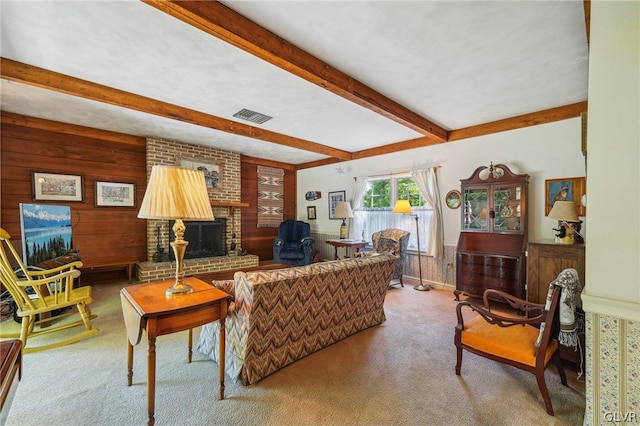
[233,108,273,124]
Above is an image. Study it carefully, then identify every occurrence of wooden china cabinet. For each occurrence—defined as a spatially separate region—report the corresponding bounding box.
[454,163,529,300]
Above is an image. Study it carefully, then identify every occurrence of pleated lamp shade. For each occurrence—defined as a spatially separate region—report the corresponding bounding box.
[138,165,214,221]
[548,201,579,222]
[334,201,354,219]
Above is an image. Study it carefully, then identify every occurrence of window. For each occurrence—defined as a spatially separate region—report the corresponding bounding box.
[354,174,432,252]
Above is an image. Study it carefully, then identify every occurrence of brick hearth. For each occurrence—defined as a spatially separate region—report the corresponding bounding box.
[136,254,259,283]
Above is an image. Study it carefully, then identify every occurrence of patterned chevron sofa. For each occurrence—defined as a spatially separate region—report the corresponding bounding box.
[197,253,397,385]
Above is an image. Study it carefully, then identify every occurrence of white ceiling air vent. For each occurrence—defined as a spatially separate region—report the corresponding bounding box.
[232,108,273,124]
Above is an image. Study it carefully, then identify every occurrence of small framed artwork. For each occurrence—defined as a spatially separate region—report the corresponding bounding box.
[445,190,462,209]
[328,190,346,219]
[545,177,586,216]
[32,171,84,202]
[179,157,221,189]
[307,206,317,220]
[95,181,136,207]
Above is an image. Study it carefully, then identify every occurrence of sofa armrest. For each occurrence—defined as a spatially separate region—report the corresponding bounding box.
[211,279,237,312]
[273,239,285,263]
[212,279,235,299]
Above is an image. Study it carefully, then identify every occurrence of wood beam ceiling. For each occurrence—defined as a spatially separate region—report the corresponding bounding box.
[2,0,591,171]
[296,101,587,169]
[0,58,351,160]
[2,56,587,171]
[448,101,588,141]
[142,0,448,142]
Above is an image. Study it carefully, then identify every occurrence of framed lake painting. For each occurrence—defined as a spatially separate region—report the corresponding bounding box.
[19,203,73,266]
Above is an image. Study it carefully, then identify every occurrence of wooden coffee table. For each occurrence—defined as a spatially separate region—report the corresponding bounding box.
[120,277,230,426]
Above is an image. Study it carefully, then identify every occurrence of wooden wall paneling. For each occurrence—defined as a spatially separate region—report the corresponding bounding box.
[1,114,300,279]
[1,116,147,281]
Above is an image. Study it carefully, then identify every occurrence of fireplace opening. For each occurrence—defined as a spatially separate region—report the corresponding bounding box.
[169,218,227,260]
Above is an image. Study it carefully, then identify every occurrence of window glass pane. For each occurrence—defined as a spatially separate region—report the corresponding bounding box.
[353,174,432,253]
[363,179,391,208]
[397,177,425,207]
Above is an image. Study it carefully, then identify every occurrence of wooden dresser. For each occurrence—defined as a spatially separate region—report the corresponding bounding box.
[526,240,585,304]
[526,240,585,369]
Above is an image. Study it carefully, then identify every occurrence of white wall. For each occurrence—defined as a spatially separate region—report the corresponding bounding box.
[581,3,639,422]
[582,0,639,318]
[297,118,586,246]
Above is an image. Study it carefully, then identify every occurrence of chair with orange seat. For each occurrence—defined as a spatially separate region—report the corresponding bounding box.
[454,284,568,416]
[0,228,98,353]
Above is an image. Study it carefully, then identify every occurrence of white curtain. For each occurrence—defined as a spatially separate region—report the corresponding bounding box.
[412,168,444,258]
[350,176,369,238]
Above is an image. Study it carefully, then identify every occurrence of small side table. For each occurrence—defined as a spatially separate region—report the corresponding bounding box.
[0,340,22,426]
[325,239,369,260]
[120,277,230,426]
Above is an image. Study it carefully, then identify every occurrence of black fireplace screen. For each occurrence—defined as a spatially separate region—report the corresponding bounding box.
[169,218,227,260]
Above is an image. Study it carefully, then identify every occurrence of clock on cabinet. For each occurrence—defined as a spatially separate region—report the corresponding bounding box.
[455,163,529,301]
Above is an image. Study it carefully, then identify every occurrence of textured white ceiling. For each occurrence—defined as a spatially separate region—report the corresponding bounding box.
[0,1,589,165]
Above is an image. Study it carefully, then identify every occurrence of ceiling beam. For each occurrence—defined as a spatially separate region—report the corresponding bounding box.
[1,111,145,146]
[297,157,344,170]
[143,0,448,142]
[351,135,443,160]
[0,58,352,160]
[448,102,588,141]
[298,102,588,168]
[583,0,591,47]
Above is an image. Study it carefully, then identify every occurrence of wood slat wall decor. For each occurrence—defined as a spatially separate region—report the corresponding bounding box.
[1,112,298,280]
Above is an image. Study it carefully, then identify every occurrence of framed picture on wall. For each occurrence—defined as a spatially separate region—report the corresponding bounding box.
[19,203,73,265]
[328,190,346,219]
[545,177,586,216]
[179,157,221,189]
[32,171,84,202]
[445,190,462,209]
[95,181,136,207]
[307,206,316,220]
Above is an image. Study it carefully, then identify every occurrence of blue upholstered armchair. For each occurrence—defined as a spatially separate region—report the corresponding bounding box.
[273,220,314,266]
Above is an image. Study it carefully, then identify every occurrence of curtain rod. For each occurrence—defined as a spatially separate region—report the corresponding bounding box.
[354,165,441,180]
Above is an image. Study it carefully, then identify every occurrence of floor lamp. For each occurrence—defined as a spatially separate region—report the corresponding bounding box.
[138,165,214,296]
[393,200,432,291]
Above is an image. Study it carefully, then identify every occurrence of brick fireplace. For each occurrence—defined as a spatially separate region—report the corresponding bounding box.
[136,138,257,282]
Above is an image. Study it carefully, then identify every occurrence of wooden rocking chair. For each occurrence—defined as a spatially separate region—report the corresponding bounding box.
[0,228,98,353]
[454,285,568,415]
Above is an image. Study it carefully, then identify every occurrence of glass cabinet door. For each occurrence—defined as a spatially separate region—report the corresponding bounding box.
[492,185,522,232]
[462,188,488,231]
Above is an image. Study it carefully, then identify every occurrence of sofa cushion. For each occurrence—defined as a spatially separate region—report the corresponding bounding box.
[376,237,398,255]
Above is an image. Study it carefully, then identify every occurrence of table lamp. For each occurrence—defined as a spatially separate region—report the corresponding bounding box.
[334,201,353,239]
[548,200,582,244]
[393,200,432,291]
[138,165,214,296]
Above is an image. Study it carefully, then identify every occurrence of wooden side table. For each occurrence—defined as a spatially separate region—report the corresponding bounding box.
[120,277,230,426]
[325,239,369,260]
[0,340,22,426]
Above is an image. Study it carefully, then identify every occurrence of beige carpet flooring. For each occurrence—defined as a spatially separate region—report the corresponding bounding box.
[2,279,585,426]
